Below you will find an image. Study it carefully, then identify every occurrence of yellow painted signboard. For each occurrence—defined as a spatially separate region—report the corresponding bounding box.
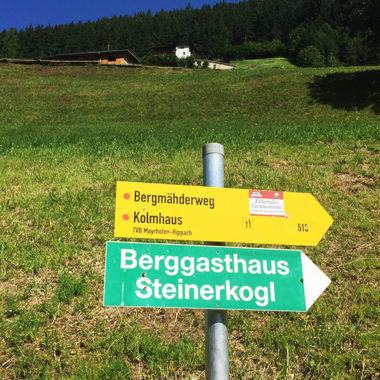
[114,181,333,246]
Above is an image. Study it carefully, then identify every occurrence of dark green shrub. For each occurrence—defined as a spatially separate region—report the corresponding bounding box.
[326,53,341,67]
[184,55,196,68]
[177,58,185,67]
[140,54,178,67]
[202,59,209,69]
[177,56,196,68]
[297,45,325,67]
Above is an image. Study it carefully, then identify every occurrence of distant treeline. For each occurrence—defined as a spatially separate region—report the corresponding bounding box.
[0,0,379,67]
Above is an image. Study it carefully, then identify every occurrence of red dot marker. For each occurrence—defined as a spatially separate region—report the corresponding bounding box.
[122,214,129,221]
[123,193,130,200]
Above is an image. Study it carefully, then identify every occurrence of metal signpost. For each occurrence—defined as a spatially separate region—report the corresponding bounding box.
[105,142,334,380]
[203,143,228,380]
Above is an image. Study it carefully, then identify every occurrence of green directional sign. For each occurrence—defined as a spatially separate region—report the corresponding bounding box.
[104,242,330,312]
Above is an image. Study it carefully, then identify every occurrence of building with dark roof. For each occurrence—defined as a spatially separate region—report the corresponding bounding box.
[45,49,141,65]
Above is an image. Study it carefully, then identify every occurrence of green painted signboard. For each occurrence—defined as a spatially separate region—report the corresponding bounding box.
[104,242,330,312]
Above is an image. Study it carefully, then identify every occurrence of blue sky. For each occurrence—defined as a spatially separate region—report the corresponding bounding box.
[0,0,242,31]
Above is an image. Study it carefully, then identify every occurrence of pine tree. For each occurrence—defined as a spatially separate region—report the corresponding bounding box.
[1,28,20,58]
[2,0,378,66]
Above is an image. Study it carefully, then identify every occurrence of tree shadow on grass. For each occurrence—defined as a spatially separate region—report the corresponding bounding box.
[308,70,380,114]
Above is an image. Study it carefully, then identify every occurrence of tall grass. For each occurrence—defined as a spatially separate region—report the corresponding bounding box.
[0,62,379,379]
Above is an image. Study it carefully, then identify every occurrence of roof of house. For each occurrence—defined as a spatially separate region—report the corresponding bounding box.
[44,49,141,64]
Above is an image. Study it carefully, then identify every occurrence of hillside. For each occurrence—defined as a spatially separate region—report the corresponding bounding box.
[0,62,379,379]
[1,0,379,66]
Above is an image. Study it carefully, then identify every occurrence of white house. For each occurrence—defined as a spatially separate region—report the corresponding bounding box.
[175,45,191,59]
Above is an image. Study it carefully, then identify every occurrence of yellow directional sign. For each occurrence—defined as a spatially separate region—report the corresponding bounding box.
[114,181,333,246]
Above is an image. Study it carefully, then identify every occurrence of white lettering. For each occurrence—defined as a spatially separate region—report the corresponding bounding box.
[270,282,275,302]
[162,283,176,299]
[180,256,194,276]
[215,284,225,300]
[165,256,178,276]
[226,280,239,301]
[255,286,268,306]
[185,284,199,300]
[140,255,153,270]
[133,278,276,308]
[178,278,183,299]
[224,255,233,273]
[248,259,261,274]
[154,255,165,270]
[239,286,253,301]
[121,249,137,269]
[211,257,224,273]
[277,261,289,275]
[196,257,210,273]
[233,254,247,273]
[263,260,276,275]
[135,277,152,298]
[200,284,214,300]
[152,279,162,298]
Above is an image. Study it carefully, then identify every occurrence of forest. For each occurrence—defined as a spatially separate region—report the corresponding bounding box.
[0,0,379,67]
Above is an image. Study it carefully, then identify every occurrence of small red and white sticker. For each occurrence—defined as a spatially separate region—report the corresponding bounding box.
[249,190,285,217]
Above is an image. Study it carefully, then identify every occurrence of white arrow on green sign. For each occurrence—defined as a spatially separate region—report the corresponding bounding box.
[104,242,330,312]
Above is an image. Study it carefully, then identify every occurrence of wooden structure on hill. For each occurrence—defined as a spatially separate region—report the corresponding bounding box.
[44,49,141,65]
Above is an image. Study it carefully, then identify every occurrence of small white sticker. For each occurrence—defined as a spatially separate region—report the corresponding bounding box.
[249,190,285,217]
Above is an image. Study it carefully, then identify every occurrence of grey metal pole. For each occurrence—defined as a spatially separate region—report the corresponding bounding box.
[203,143,229,380]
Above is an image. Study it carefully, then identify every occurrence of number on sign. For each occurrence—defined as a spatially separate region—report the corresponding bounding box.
[298,223,309,232]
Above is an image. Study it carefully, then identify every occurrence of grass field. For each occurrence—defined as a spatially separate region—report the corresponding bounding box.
[0,60,379,379]
[230,57,297,70]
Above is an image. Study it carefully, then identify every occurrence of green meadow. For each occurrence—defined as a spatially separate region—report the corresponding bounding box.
[0,61,379,379]
[231,57,298,70]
